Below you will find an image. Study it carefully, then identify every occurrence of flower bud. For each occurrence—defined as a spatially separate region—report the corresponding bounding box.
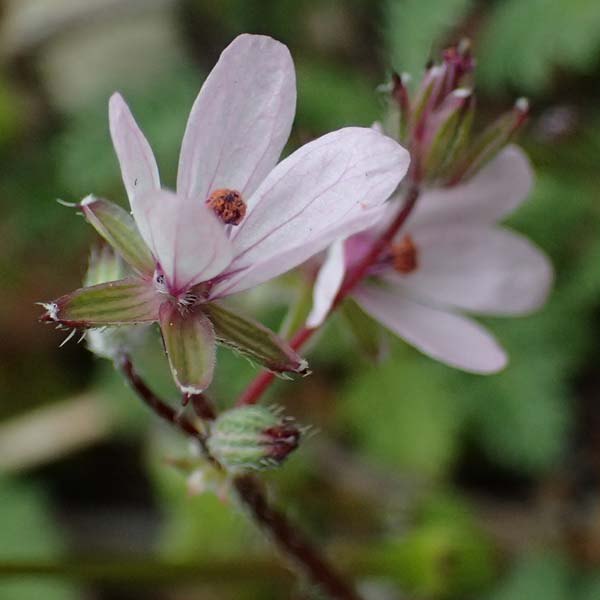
[439,39,474,97]
[380,41,526,187]
[446,97,529,185]
[207,406,302,472]
[420,88,474,182]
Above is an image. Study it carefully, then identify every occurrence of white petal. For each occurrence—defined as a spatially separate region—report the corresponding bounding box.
[138,189,233,293]
[108,93,160,248]
[385,226,553,315]
[354,284,507,374]
[214,127,409,296]
[408,145,533,229]
[306,239,346,328]
[177,34,296,202]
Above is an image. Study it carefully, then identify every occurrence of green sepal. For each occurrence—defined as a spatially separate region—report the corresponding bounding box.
[159,302,216,394]
[422,90,473,182]
[40,277,160,328]
[202,302,308,376]
[278,280,313,340]
[446,98,529,184]
[80,196,154,276]
[340,298,385,361]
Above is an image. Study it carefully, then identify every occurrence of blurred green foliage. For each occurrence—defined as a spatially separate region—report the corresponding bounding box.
[0,478,79,600]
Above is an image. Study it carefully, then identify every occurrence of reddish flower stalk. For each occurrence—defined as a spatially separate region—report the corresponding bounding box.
[236,184,420,407]
[234,475,362,600]
[118,354,362,600]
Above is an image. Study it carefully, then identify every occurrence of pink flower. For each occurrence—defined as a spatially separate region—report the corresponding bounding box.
[42,34,410,393]
[308,145,553,373]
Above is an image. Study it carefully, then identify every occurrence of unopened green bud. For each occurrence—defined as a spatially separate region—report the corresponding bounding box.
[446,97,529,185]
[207,406,302,472]
[421,88,473,182]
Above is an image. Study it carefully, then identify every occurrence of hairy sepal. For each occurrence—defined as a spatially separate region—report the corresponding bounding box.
[159,302,216,394]
[80,196,155,276]
[202,302,308,376]
[40,277,159,328]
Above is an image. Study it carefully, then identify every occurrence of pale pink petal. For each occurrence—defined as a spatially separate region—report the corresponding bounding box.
[177,34,296,202]
[108,93,160,248]
[306,239,346,328]
[385,226,553,315]
[354,284,507,373]
[139,189,233,294]
[407,145,533,229]
[212,128,409,296]
[212,205,387,298]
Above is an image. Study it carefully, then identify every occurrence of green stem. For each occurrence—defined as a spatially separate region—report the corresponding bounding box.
[0,558,288,585]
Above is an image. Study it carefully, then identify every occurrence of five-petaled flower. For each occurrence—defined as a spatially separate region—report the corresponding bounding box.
[40,34,410,393]
[308,145,553,373]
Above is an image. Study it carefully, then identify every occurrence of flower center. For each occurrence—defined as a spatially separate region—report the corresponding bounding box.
[206,189,246,225]
[391,234,418,274]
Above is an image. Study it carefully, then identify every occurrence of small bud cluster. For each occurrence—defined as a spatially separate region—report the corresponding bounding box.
[207,405,302,472]
[382,40,529,186]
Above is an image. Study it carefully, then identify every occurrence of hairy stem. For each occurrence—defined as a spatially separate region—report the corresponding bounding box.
[236,184,420,407]
[234,475,362,600]
[118,354,363,600]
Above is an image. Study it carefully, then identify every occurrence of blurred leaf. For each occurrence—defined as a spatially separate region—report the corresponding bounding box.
[487,552,572,600]
[383,0,472,80]
[578,575,600,600]
[479,0,600,94]
[342,350,465,478]
[0,477,79,600]
[148,431,266,560]
[456,305,574,473]
[377,493,495,597]
[295,58,379,131]
[0,79,25,150]
[54,65,204,200]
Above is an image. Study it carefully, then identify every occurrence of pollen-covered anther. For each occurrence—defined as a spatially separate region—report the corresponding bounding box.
[206,189,246,225]
[391,234,419,274]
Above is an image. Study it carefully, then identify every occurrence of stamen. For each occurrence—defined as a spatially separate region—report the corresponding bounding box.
[206,189,246,225]
[154,270,169,294]
[391,234,418,274]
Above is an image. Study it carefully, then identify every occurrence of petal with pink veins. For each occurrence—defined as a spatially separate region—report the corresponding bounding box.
[385,226,553,315]
[354,284,507,374]
[109,93,160,249]
[139,189,234,294]
[214,128,409,296]
[177,34,296,202]
[407,145,533,229]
